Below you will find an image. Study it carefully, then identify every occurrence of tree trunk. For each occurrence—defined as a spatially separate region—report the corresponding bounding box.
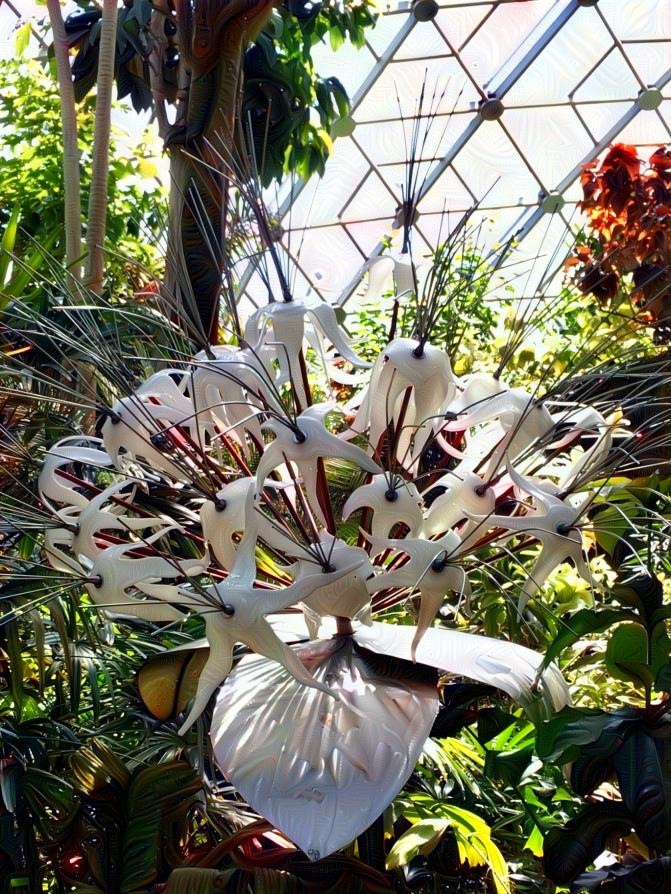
[85,0,118,294]
[165,43,243,345]
[46,0,82,282]
[161,0,276,345]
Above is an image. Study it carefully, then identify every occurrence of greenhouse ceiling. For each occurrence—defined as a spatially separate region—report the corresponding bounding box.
[238,0,671,309]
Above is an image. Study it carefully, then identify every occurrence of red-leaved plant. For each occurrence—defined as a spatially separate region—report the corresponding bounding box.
[567,142,671,341]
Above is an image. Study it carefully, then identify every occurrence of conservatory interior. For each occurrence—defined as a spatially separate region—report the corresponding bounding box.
[1,1,671,892]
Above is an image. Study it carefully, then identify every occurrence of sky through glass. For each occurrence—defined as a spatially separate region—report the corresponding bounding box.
[237,0,671,311]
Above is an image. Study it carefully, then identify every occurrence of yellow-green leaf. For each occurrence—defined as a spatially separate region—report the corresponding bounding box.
[524,824,544,857]
[15,22,31,57]
[0,205,20,286]
[316,128,333,154]
[392,803,510,894]
[137,158,159,179]
[386,817,450,869]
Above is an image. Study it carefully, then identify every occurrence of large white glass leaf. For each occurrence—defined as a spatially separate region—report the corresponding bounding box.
[353,622,570,715]
[211,637,438,860]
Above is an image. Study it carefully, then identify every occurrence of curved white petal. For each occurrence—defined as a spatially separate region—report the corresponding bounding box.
[200,477,256,570]
[211,637,438,860]
[353,622,570,715]
[342,475,424,539]
[308,304,371,369]
[422,468,495,537]
[101,395,192,481]
[38,439,112,511]
[297,543,373,620]
[256,408,381,524]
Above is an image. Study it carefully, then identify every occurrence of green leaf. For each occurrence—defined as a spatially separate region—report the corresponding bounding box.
[28,610,45,694]
[386,817,450,868]
[22,768,79,841]
[537,706,612,764]
[656,661,671,691]
[544,608,639,666]
[0,205,20,286]
[568,712,638,796]
[605,623,670,689]
[613,729,671,851]
[316,127,333,154]
[484,745,534,787]
[523,824,544,858]
[477,707,516,744]
[121,762,203,893]
[328,25,345,51]
[543,801,632,885]
[392,804,510,894]
[0,761,21,813]
[15,21,31,57]
[327,76,350,117]
[6,619,24,721]
[612,573,663,622]
[331,115,356,138]
[593,500,640,560]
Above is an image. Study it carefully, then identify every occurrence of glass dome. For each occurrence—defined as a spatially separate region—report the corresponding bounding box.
[237,0,671,310]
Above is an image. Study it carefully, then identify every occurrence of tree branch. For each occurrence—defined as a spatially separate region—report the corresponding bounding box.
[85,0,118,294]
[46,0,82,281]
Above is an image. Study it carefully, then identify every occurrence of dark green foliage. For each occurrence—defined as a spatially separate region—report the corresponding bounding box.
[65,1,154,112]
[573,857,671,894]
[538,571,671,890]
[543,802,633,886]
[242,32,351,184]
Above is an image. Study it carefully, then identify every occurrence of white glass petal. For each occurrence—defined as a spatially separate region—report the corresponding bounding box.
[353,621,570,715]
[211,637,438,859]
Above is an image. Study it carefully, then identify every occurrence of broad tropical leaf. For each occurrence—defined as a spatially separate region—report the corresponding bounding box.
[543,801,633,885]
[573,857,671,893]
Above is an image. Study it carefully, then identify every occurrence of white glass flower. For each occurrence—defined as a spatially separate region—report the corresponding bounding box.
[342,473,424,539]
[245,299,370,409]
[445,384,555,475]
[367,530,468,658]
[473,465,593,614]
[190,343,279,457]
[38,438,113,513]
[351,337,456,463]
[285,533,374,627]
[85,527,207,622]
[175,529,363,734]
[256,404,382,524]
[35,304,606,864]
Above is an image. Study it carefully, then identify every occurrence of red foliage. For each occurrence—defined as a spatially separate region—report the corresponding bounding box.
[568,142,671,340]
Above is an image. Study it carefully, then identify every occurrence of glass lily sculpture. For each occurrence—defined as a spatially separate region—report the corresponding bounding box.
[32,263,628,861]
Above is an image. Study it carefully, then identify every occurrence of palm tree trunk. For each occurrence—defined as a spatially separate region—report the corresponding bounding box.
[166,43,243,345]
[85,0,118,294]
[46,0,82,281]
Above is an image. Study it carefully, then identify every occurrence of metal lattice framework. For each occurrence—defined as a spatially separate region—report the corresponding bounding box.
[238,0,671,312]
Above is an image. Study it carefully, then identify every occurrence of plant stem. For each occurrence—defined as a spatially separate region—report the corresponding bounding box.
[85,0,118,294]
[46,0,82,281]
